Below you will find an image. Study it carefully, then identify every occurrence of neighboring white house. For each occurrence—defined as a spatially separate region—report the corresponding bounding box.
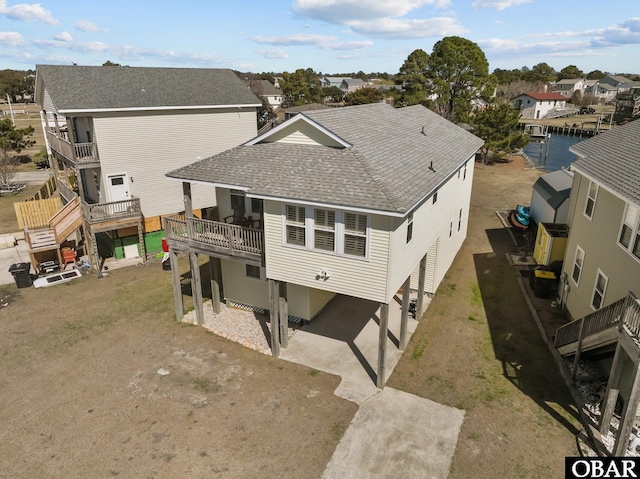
[165,102,483,386]
[245,79,282,110]
[552,78,585,98]
[35,65,260,270]
[513,92,567,119]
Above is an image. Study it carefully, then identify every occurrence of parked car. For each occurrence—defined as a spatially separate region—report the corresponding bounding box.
[580,106,596,114]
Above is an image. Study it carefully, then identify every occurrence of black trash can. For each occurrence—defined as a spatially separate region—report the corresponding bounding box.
[532,269,556,298]
[9,262,32,288]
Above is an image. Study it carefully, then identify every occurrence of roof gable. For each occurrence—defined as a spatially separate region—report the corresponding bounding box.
[35,65,261,112]
[518,91,566,101]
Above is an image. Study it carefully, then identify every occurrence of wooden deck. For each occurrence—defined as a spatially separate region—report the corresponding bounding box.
[164,216,263,264]
[46,129,100,168]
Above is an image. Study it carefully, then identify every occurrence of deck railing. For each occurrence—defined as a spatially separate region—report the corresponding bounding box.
[164,216,263,258]
[555,293,640,348]
[45,129,99,165]
[82,197,141,224]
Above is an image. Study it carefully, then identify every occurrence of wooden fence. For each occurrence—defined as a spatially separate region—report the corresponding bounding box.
[14,196,63,229]
[24,176,57,202]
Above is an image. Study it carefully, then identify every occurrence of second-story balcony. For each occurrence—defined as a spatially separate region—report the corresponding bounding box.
[164,215,263,264]
[46,129,100,168]
[82,197,142,226]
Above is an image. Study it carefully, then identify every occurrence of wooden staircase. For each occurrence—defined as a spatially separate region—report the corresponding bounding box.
[24,197,83,269]
[555,293,640,357]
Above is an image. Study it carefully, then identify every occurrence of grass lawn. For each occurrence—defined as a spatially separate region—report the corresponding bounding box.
[0,185,40,233]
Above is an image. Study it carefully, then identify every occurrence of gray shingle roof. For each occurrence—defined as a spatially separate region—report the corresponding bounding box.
[167,103,484,214]
[570,120,640,205]
[36,65,260,112]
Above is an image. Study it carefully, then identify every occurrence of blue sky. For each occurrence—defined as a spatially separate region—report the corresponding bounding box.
[1,0,638,75]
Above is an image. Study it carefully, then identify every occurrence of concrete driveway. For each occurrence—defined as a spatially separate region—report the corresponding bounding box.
[279,294,465,479]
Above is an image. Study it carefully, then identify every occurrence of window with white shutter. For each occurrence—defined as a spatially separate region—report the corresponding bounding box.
[572,245,585,286]
[285,205,306,247]
[584,181,598,219]
[314,208,335,252]
[344,212,367,257]
[620,204,638,249]
[591,269,608,310]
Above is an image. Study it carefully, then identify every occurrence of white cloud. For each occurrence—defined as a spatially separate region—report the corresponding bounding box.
[292,0,450,24]
[54,31,72,42]
[76,20,108,32]
[252,33,373,50]
[0,31,25,47]
[0,0,58,25]
[257,49,290,59]
[348,17,466,38]
[471,0,532,10]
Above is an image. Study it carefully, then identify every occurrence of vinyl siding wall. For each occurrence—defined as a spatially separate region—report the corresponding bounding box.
[562,172,640,321]
[221,260,325,321]
[263,199,392,303]
[268,121,344,147]
[387,157,474,299]
[92,108,257,218]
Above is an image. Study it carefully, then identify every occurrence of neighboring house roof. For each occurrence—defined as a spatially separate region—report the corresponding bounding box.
[167,103,484,215]
[342,79,366,88]
[533,169,573,209]
[246,79,280,96]
[35,65,261,112]
[282,103,330,113]
[324,76,350,83]
[597,83,618,91]
[555,79,583,85]
[605,75,632,85]
[517,92,566,101]
[570,119,640,205]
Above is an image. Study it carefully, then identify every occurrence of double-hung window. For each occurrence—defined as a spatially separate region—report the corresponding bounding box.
[314,209,335,252]
[285,205,306,247]
[591,269,608,310]
[584,181,598,219]
[619,203,640,260]
[572,245,585,286]
[344,212,367,257]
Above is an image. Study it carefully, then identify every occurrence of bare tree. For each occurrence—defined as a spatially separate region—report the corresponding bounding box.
[0,117,34,185]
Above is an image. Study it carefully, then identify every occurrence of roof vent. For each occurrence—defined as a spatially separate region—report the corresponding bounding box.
[429,161,435,172]
[421,126,426,135]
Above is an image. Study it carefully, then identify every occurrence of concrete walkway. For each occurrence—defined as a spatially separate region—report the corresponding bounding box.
[323,387,465,479]
[279,293,465,478]
[0,238,30,286]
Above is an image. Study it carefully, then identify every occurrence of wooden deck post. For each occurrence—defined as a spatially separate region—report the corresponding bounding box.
[600,341,623,435]
[269,279,280,357]
[208,256,222,314]
[279,281,288,349]
[189,252,204,325]
[377,303,389,389]
[400,276,410,350]
[571,317,586,381]
[416,254,427,319]
[614,362,640,456]
[183,182,193,218]
[170,251,184,321]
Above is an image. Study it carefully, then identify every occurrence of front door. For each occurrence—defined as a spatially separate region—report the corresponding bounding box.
[108,174,130,202]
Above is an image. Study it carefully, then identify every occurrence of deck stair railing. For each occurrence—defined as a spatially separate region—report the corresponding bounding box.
[555,293,640,349]
[164,215,263,257]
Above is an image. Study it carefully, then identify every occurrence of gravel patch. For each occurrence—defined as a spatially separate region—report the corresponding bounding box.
[182,300,295,355]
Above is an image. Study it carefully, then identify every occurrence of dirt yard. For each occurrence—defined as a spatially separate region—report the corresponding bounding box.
[0,261,358,478]
[0,154,584,478]
[389,156,582,478]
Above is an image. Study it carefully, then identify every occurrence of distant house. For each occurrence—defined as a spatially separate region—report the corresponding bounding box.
[321,76,351,89]
[529,169,574,225]
[245,79,282,110]
[281,103,330,121]
[35,65,260,271]
[584,81,618,102]
[599,75,632,89]
[164,103,483,385]
[552,79,585,98]
[340,78,366,94]
[512,92,567,119]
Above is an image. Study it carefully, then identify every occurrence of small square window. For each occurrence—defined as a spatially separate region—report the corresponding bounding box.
[246,264,262,279]
[433,192,438,205]
[406,213,414,244]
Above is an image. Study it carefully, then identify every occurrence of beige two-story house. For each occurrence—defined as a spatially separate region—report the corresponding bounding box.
[164,102,483,387]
